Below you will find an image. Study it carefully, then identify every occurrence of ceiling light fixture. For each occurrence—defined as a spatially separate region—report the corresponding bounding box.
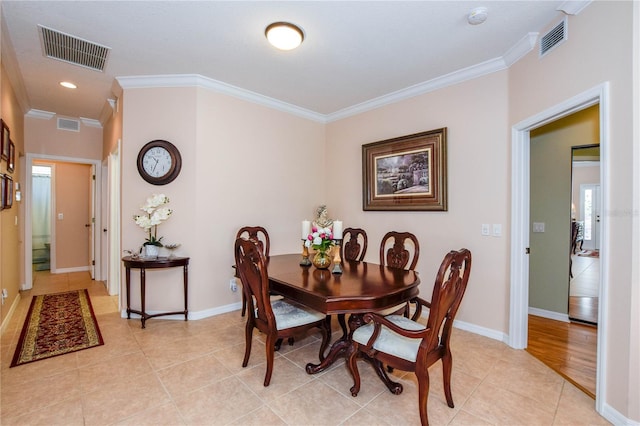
[60,81,77,89]
[467,7,488,25]
[265,22,304,50]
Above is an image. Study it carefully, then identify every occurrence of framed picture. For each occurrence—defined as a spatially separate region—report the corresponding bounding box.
[0,174,6,211]
[362,128,448,211]
[4,175,13,208]
[1,120,9,160]
[7,140,15,173]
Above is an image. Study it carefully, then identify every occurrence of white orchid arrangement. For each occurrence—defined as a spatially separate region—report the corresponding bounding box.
[304,226,335,253]
[133,194,172,247]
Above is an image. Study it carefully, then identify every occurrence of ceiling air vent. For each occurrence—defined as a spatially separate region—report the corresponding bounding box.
[540,18,567,57]
[57,117,80,132]
[39,25,110,72]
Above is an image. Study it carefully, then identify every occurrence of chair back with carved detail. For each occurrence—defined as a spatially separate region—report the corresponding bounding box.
[235,226,270,317]
[379,231,420,270]
[235,237,330,387]
[341,227,368,262]
[347,248,472,426]
[236,226,270,258]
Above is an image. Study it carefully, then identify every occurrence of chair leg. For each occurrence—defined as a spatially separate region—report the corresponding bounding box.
[441,351,454,408]
[347,345,361,397]
[264,334,276,386]
[242,322,253,367]
[417,372,431,426]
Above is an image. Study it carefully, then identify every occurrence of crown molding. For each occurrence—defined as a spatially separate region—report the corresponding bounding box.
[25,109,55,119]
[116,74,327,123]
[80,117,102,128]
[558,1,592,15]
[503,32,539,67]
[326,56,508,122]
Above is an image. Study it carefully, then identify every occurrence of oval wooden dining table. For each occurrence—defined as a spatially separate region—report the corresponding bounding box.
[265,254,421,376]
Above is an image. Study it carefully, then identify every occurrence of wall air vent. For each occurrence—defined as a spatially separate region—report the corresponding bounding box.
[57,117,80,132]
[39,25,110,72]
[540,18,567,57]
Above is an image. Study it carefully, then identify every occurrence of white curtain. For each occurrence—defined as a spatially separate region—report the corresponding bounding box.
[32,174,51,249]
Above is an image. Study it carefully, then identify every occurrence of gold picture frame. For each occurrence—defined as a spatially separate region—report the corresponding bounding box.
[362,128,447,211]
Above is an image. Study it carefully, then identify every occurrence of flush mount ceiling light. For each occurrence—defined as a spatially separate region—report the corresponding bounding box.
[265,22,304,50]
[59,81,77,89]
[467,7,488,25]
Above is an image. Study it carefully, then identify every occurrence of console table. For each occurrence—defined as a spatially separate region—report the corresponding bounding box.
[122,256,189,328]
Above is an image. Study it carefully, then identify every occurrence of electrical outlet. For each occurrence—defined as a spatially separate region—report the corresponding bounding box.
[493,224,502,237]
[481,224,490,236]
[229,278,238,292]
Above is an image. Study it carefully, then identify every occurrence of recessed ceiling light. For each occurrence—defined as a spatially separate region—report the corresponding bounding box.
[265,22,304,50]
[60,81,77,89]
[468,7,488,25]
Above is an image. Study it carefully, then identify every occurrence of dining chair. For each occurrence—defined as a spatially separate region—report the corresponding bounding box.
[379,231,420,318]
[234,237,331,386]
[341,227,368,262]
[379,231,420,270]
[347,248,472,426]
[235,226,270,317]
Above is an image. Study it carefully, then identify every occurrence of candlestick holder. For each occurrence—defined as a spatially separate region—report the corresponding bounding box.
[331,239,343,274]
[300,240,312,266]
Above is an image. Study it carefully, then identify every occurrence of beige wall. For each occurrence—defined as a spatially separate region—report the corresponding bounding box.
[529,106,599,315]
[509,1,637,419]
[25,116,102,160]
[0,62,25,326]
[326,70,510,333]
[121,86,325,312]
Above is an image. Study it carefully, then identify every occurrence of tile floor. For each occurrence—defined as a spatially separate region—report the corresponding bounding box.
[1,271,610,425]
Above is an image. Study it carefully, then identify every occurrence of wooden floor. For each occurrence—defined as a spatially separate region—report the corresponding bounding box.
[527,315,597,398]
[569,295,598,324]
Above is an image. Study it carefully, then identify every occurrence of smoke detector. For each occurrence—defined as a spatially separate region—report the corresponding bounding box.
[468,7,488,25]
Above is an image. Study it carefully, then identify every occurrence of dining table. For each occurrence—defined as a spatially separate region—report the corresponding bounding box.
[265,254,421,379]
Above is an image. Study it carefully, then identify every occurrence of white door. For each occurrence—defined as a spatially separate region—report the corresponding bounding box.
[89,164,96,279]
[580,183,601,251]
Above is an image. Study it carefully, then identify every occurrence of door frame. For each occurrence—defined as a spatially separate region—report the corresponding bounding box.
[509,82,609,412]
[24,153,103,290]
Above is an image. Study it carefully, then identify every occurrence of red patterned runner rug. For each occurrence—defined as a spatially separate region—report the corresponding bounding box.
[11,289,104,367]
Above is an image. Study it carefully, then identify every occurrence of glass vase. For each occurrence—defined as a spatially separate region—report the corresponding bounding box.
[312,250,331,269]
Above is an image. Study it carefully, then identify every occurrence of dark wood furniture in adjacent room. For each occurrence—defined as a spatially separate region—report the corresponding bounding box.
[122,256,189,328]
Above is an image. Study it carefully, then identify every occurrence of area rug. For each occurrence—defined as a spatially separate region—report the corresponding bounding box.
[11,289,104,367]
[577,250,600,258]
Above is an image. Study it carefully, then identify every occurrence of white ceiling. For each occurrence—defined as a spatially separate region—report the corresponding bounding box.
[1,1,579,123]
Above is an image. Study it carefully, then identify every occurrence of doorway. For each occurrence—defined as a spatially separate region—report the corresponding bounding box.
[31,164,52,272]
[509,83,609,412]
[24,154,103,291]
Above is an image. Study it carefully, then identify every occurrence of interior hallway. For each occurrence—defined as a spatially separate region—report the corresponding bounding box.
[1,271,608,425]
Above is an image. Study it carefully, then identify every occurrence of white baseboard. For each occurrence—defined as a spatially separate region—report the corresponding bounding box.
[120,301,243,321]
[0,293,22,334]
[453,319,508,343]
[602,402,640,426]
[528,307,570,322]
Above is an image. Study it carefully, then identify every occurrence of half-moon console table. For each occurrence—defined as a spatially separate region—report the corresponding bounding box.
[122,256,190,328]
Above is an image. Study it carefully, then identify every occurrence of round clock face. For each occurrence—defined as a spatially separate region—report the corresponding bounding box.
[137,140,182,185]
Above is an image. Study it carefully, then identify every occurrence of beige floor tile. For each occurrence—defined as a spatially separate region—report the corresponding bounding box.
[463,381,555,425]
[553,382,610,425]
[78,351,154,393]
[269,379,362,425]
[156,352,233,398]
[230,405,287,425]
[81,373,171,425]
[114,401,186,425]
[173,376,263,424]
[1,396,85,426]
[236,356,315,402]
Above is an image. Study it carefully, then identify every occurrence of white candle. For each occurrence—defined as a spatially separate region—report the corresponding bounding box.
[302,220,311,240]
[333,220,343,240]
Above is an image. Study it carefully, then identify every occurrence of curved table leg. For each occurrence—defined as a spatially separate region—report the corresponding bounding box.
[306,313,362,374]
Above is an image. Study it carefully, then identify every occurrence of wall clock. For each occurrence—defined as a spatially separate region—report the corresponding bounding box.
[137,140,182,185]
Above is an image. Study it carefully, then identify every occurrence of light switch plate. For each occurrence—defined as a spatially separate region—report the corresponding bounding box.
[493,224,502,237]
[533,222,545,233]
[481,224,490,236]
